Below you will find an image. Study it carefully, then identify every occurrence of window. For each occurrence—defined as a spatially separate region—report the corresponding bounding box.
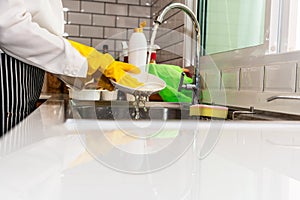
[199,0,300,56]
[269,0,300,54]
[199,0,266,55]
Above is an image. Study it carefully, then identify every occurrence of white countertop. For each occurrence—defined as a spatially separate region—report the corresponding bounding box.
[1,96,300,200]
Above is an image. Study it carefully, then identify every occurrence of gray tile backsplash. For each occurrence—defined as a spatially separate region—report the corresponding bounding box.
[105,4,128,15]
[64,24,80,36]
[240,66,264,91]
[264,63,297,92]
[152,0,186,66]
[81,1,105,13]
[204,70,221,90]
[62,0,80,12]
[93,15,116,27]
[201,60,300,114]
[92,39,116,56]
[116,17,139,28]
[62,0,152,59]
[118,0,140,5]
[80,26,104,38]
[63,0,183,63]
[221,68,240,90]
[94,0,116,3]
[140,0,153,6]
[104,27,127,40]
[129,5,151,18]
[68,12,92,25]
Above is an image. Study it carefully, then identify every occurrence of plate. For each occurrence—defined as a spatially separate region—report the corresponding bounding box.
[110,71,166,96]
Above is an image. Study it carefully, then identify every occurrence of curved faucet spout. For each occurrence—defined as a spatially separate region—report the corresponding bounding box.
[154,3,201,105]
[155,3,200,32]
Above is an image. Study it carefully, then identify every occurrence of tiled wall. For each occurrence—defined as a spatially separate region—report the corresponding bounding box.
[62,0,152,58]
[151,0,188,67]
[62,0,191,65]
[201,58,300,115]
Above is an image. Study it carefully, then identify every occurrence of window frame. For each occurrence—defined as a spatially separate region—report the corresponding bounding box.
[197,0,271,57]
[197,0,300,70]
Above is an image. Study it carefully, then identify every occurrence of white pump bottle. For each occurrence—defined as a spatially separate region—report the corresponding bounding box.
[128,22,148,72]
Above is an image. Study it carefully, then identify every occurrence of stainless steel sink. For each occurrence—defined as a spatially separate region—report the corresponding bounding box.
[227,107,300,121]
[65,100,300,121]
[65,100,196,120]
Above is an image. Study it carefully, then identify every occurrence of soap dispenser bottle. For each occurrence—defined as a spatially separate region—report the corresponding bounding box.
[128,21,148,72]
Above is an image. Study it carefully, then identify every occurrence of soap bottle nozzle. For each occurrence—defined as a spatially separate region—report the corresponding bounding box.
[140,21,146,29]
[134,21,146,33]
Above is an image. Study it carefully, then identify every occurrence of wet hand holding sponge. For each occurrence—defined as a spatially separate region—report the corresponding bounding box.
[68,40,144,88]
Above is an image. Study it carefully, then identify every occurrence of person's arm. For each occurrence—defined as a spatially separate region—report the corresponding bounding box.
[0,0,88,78]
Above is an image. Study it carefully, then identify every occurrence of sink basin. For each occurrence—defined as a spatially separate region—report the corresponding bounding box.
[65,100,300,121]
[65,100,197,120]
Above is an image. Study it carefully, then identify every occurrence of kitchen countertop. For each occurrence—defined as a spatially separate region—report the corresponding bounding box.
[1,95,300,200]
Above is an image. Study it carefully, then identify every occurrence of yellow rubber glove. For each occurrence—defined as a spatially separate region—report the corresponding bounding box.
[104,61,144,88]
[84,75,115,91]
[68,40,143,88]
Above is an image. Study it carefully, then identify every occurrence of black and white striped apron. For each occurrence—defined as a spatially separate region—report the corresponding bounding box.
[0,53,45,136]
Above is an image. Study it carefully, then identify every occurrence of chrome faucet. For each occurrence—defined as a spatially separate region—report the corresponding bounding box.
[154,3,201,105]
[267,95,300,102]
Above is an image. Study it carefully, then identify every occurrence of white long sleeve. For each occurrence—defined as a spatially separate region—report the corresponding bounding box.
[0,0,88,77]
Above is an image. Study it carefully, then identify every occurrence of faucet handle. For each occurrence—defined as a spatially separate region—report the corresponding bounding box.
[178,72,186,92]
